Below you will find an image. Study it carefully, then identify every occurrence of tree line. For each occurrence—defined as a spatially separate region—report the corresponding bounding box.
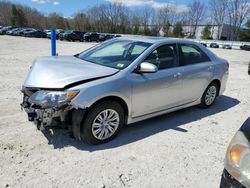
[0,0,249,41]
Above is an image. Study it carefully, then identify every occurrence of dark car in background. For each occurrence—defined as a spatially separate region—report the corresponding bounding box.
[83,32,99,42]
[23,29,46,38]
[210,43,219,48]
[98,33,115,41]
[220,117,250,188]
[222,45,232,49]
[200,42,207,47]
[99,33,108,42]
[240,44,250,51]
[59,30,83,41]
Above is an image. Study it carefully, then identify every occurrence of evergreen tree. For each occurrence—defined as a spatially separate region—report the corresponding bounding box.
[10,5,18,25]
[201,25,212,39]
[162,22,171,37]
[132,25,139,35]
[172,22,183,38]
[240,20,250,42]
[10,5,27,26]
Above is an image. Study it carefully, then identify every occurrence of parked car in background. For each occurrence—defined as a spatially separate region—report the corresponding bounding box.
[0,26,17,35]
[99,33,108,42]
[59,30,83,41]
[6,28,21,35]
[21,37,229,145]
[222,45,232,49]
[98,34,115,41]
[46,30,51,38]
[19,28,34,36]
[210,43,219,48]
[240,44,250,51]
[106,34,115,40]
[47,29,64,39]
[220,117,250,188]
[14,28,31,36]
[23,29,46,38]
[12,28,23,36]
[44,29,51,37]
[56,29,64,39]
[83,32,99,42]
[200,43,207,47]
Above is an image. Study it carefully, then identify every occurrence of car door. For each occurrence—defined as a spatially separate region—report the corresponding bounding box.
[130,44,185,118]
[178,43,214,103]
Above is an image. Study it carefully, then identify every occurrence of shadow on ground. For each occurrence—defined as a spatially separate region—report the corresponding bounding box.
[41,95,240,151]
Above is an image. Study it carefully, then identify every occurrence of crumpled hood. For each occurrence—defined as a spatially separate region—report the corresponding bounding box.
[23,56,119,89]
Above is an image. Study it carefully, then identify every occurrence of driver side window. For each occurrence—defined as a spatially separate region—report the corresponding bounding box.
[144,44,178,70]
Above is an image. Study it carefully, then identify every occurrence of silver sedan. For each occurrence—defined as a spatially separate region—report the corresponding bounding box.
[21,37,229,144]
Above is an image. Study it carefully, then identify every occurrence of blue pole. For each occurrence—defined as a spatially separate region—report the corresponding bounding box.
[51,30,56,56]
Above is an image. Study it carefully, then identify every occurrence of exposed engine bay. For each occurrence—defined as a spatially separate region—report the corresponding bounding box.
[21,87,77,132]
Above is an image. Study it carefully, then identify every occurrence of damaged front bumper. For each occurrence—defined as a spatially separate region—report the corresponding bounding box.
[21,87,86,140]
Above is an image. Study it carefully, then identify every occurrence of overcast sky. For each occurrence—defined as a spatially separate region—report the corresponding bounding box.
[9,0,198,17]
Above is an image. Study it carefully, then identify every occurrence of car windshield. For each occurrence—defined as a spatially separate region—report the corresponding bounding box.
[77,40,152,69]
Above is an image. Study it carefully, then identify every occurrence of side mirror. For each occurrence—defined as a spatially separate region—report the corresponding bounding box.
[135,62,158,73]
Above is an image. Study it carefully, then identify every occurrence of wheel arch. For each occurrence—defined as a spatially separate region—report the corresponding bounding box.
[209,79,221,96]
[85,96,129,124]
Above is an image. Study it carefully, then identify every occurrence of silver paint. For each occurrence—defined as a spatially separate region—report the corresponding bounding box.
[22,36,229,125]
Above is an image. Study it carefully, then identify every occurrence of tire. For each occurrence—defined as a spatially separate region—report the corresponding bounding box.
[80,101,124,145]
[199,82,218,108]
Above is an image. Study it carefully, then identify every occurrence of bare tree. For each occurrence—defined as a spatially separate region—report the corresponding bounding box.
[155,5,177,36]
[187,0,206,38]
[209,0,228,25]
[73,11,90,31]
[87,2,130,33]
[209,0,228,39]
[0,1,12,25]
[227,0,250,40]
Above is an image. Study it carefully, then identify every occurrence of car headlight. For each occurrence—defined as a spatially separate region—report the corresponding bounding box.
[28,90,79,108]
[225,130,250,187]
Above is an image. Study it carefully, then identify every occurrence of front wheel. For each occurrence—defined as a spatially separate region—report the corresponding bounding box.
[80,101,124,145]
[199,82,218,108]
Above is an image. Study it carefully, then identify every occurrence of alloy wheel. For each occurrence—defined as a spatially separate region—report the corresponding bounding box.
[91,109,120,140]
[205,85,217,106]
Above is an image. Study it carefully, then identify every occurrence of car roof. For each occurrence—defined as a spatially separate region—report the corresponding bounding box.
[117,36,200,45]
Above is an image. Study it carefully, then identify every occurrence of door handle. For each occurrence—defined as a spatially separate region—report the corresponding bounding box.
[174,72,182,78]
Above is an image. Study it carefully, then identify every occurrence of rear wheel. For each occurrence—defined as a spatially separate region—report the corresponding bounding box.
[80,101,124,145]
[199,82,218,108]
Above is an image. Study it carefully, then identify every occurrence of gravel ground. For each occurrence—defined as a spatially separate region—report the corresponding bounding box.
[0,35,249,188]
